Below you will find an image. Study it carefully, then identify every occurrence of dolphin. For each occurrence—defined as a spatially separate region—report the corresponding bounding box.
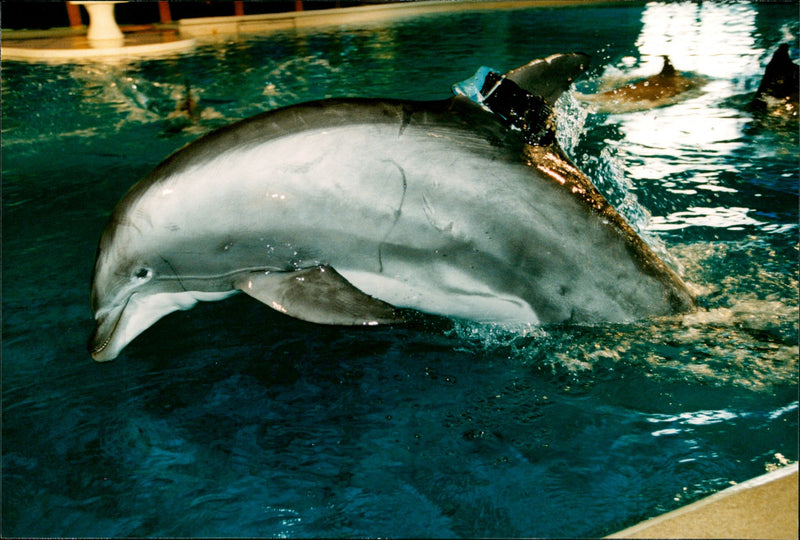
[580,56,706,113]
[750,44,799,119]
[89,52,695,361]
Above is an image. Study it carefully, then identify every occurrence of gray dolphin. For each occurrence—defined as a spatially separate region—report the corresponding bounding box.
[580,56,706,113]
[89,52,695,361]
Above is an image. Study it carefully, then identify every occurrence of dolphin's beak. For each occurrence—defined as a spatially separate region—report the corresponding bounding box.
[88,290,208,361]
[88,305,126,362]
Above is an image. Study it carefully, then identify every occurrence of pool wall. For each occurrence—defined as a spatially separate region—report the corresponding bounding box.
[176,0,622,36]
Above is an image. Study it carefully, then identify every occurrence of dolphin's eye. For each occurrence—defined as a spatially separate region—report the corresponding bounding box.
[133,267,152,280]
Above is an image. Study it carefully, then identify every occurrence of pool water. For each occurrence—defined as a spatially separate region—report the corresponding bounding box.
[2,2,797,537]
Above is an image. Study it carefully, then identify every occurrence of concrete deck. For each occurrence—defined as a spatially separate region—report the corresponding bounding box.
[1,30,196,61]
[609,463,798,539]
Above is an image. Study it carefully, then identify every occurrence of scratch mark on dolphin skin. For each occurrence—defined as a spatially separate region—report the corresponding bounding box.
[160,255,188,292]
[378,160,408,272]
[422,193,454,234]
[133,208,154,231]
[290,155,324,174]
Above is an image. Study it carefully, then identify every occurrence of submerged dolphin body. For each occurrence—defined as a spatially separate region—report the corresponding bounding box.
[89,53,695,361]
[581,56,706,113]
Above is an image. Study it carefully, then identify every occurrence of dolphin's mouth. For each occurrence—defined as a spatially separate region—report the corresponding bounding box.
[88,319,115,356]
[87,289,234,361]
[88,296,130,361]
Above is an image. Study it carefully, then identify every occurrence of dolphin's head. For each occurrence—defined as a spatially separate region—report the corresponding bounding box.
[87,200,233,362]
[89,221,186,361]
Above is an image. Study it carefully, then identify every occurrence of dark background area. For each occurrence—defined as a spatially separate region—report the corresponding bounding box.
[1,1,371,30]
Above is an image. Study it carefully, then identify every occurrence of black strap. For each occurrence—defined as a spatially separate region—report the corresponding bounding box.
[480,71,555,146]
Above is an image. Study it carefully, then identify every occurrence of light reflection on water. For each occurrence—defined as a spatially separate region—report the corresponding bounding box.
[650,206,764,231]
[1,1,798,538]
[580,1,798,236]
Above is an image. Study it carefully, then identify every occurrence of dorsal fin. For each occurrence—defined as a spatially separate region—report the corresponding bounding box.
[659,56,676,77]
[179,78,197,117]
[450,53,590,145]
[503,52,591,106]
[755,44,799,100]
[479,73,555,145]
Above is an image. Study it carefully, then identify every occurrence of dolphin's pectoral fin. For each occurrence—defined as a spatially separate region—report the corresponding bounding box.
[234,265,405,326]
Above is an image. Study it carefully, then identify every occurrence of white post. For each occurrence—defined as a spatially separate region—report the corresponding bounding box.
[70,2,125,44]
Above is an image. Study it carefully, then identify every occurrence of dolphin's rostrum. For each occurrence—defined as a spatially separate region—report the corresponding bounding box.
[89,53,695,361]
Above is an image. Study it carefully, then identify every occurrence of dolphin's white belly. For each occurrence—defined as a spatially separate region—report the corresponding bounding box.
[338,268,541,323]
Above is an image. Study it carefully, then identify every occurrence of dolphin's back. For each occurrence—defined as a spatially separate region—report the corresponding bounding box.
[102,97,523,251]
[153,97,522,178]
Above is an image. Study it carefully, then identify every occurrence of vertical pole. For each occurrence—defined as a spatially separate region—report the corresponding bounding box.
[66,2,83,27]
[295,1,303,11]
[233,1,244,16]
[158,1,172,23]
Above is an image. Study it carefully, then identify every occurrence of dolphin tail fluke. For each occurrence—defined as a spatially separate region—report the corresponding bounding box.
[235,265,405,326]
[503,52,591,106]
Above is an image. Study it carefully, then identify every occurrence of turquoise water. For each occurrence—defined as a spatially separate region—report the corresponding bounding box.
[2,2,798,537]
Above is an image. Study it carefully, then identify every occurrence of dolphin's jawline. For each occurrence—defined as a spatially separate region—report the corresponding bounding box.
[89,295,129,357]
[91,289,237,361]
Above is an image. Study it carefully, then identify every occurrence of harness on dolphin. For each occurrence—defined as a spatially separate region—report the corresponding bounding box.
[453,66,556,146]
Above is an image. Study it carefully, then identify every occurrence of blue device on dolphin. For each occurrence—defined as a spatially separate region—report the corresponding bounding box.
[451,65,498,104]
[453,66,555,145]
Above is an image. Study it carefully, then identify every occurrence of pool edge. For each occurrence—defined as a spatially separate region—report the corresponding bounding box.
[176,0,633,37]
[607,463,799,539]
[1,0,635,63]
